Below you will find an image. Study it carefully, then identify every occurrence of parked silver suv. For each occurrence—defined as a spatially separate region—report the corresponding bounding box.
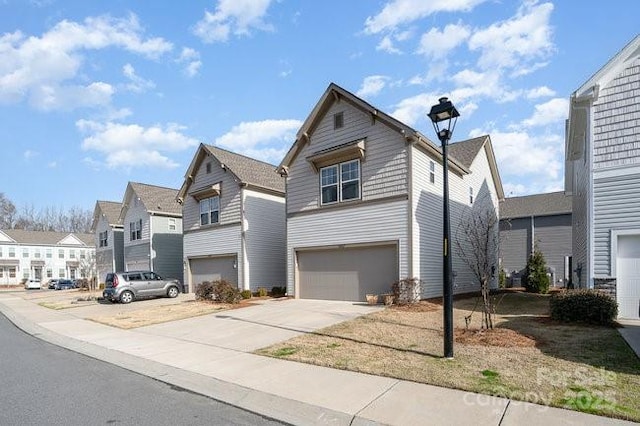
[103,271,181,304]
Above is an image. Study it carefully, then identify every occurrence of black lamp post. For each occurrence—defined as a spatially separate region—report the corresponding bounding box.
[428,97,459,359]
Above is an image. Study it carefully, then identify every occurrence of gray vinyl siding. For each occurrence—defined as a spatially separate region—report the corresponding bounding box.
[570,140,591,287]
[183,224,243,289]
[123,197,150,246]
[593,171,640,276]
[499,218,529,274]
[593,58,640,169]
[96,249,114,283]
[286,100,408,214]
[150,215,184,283]
[124,242,150,266]
[113,229,124,272]
[243,189,286,291]
[412,143,500,298]
[182,154,242,231]
[533,214,572,283]
[287,199,409,296]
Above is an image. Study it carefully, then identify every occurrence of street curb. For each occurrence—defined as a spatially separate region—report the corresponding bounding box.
[0,301,373,426]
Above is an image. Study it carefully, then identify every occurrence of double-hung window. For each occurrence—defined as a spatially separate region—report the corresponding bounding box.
[200,196,220,226]
[99,231,108,247]
[320,159,360,205]
[130,219,142,241]
[429,161,436,184]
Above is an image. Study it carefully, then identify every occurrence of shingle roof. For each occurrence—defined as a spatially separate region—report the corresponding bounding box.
[130,182,182,216]
[1,229,94,246]
[500,191,572,219]
[97,200,122,225]
[448,136,488,168]
[204,144,285,193]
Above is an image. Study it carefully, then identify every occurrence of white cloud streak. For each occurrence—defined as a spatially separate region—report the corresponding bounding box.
[193,0,274,43]
[356,75,390,98]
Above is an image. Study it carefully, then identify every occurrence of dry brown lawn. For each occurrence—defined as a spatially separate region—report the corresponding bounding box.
[256,292,640,422]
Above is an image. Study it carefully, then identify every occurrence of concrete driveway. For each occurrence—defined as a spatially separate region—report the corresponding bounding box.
[136,298,382,352]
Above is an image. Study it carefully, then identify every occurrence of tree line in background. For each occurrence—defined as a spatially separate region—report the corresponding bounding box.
[0,192,93,234]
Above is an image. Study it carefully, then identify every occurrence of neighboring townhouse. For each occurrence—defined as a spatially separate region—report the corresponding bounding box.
[91,200,124,283]
[565,34,640,319]
[177,144,286,293]
[499,192,573,287]
[119,182,183,284]
[277,83,504,302]
[0,229,95,285]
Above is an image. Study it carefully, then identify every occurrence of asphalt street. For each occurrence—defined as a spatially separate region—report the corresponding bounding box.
[0,312,285,426]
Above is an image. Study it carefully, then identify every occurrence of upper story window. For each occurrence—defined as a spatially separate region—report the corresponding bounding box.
[168,218,176,231]
[34,249,41,259]
[333,112,344,130]
[22,248,29,258]
[200,196,220,226]
[69,249,76,259]
[0,247,2,257]
[429,161,436,184]
[99,231,108,247]
[469,187,474,204]
[80,250,86,259]
[206,162,212,174]
[46,248,52,258]
[9,247,15,257]
[130,219,142,241]
[58,249,64,259]
[320,159,361,205]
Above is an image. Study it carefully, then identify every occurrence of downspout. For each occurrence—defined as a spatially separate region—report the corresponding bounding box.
[530,215,535,256]
[149,214,154,271]
[240,187,249,291]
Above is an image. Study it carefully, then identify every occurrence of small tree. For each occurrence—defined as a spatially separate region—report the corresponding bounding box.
[455,194,499,330]
[523,247,550,294]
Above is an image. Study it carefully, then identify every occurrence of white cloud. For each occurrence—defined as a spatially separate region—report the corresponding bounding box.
[526,86,556,99]
[0,14,172,110]
[193,0,274,43]
[23,150,38,159]
[376,35,402,54]
[214,119,302,164]
[391,92,439,127]
[77,120,199,169]
[521,98,568,127]
[468,1,554,73]
[364,0,486,34]
[416,23,471,59]
[356,75,390,98]
[177,47,202,77]
[122,64,155,93]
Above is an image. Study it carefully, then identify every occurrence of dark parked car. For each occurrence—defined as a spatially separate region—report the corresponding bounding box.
[47,279,59,289]
[55,279,75,290]
[103,271,181,304]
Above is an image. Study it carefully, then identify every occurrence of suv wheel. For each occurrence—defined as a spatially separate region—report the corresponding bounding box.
[120,290,134,304]
[167,286,179,298]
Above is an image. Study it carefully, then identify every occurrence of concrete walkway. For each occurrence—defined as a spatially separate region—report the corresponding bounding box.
[0,293,636,426]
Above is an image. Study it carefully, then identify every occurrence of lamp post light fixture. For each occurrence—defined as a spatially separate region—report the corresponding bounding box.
[428,97,460,359]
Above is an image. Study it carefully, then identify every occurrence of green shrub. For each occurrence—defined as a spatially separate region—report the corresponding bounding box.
[498,268,507,289]
[240,289,252,299]
[195,281,214,300]
[550,290,618,325]
[523,249,550,294]
[257,287,268,297]
[271,286,286,297]
[213,279,241,304]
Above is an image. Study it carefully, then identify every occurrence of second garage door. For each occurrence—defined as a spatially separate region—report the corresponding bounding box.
[189,256,238,291]
[297,244,398,302]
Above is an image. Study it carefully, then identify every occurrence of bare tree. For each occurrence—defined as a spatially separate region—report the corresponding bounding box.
[454,194,500,330]
[0,193,16,229]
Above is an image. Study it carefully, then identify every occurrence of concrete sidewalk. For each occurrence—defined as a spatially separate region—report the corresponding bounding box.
[0,294,635,426]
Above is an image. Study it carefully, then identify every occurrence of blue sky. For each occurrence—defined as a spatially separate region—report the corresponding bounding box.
[1,0,638,212]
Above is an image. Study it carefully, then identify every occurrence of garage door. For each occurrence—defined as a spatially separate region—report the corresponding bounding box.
[126,260,149,271]
[189,256,238,291]
[617,235,640,320]
[297,244,398,302]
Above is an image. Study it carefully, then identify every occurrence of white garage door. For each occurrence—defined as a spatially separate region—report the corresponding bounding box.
[189,256,238,292]
[126,260,149,271]
[617,235,640,320]
[297,244,398,302]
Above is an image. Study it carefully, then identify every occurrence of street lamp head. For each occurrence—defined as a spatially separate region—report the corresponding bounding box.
[428,97,460,144]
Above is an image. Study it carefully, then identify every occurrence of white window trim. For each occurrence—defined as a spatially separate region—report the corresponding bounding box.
[319,159,361,205]
[199,196,220,226]
[130,219,142,241]
[429,161,435,184]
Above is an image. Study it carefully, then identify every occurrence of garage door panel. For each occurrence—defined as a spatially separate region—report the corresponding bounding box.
[190,256,238,291]
[617,235,640,320]
[298,245,397,302]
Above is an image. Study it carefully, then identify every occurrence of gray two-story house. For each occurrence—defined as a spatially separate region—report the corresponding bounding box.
[566,34,640,319]
[177,144,286,293]
[499,192,572,287]
[91,200,124,283]
[119,182,184,284]
[277,83,504,302]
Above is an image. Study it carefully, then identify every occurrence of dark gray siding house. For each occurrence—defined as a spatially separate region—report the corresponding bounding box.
[499,191,572,287]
